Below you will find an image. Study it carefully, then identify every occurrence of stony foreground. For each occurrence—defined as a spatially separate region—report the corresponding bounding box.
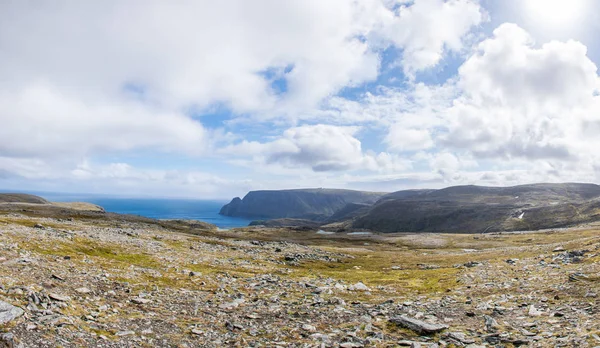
[0,211,600,347]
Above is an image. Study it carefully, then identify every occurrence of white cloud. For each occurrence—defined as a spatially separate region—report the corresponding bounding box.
[458,23,598,108]
[426,151,480,180]
[0,83,207,158]
[220,124,410,172]
[18,2,600,197]
[316,23,600,188]
[0,157,250,198]
[435,24,600,184]
[334,23,600,165]
[313,82,456,126]
[380,0,485,75]
[0,0,488,196]
[0,0,485,142]
[443,23,600,161]
[0,157,55,180]
[385,126,434,151]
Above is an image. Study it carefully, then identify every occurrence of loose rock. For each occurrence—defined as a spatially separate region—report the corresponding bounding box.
[0,301,24,325]
[389,315,449,334]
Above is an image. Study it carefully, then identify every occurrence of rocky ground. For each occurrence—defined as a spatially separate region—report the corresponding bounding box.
[0,209,599,347]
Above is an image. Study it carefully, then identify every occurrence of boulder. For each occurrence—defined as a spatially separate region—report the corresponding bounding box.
[0,301,24,325]
[390,315,448,334]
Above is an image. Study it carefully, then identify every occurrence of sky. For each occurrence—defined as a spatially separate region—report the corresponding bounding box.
[2,0,600,199]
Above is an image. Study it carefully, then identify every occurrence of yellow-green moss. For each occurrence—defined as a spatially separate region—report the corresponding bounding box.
[25,236,159,269]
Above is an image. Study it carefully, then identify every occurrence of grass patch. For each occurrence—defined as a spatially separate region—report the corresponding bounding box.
[89,328,115,340]
[0,217,69,230]
[26,236,159,269]
[161,239,189,250]
[288,250,461,294]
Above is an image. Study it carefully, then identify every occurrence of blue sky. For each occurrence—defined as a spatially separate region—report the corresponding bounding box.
[2,0,600,199]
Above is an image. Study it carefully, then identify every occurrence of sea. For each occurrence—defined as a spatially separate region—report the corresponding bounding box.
[34,193,252,229]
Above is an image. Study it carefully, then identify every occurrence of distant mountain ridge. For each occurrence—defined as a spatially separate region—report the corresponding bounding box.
[221,183,600,233]
[353,183,600,233]
[219,188,385,221]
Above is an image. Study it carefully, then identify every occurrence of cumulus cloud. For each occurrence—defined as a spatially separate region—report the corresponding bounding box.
[442,23,600,161]
[385,126,435,151]
[220,124,410,172]
[320,22,600,187]
[0,0,485,142]
[435,24,600,183]
[0,83,207,158]
[14,1,600,196]
[380,0,485,75]
[458,24,598,108]
[0,0,488,195]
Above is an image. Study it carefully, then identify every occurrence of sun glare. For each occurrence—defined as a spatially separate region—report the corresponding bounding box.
[524,0,589,28]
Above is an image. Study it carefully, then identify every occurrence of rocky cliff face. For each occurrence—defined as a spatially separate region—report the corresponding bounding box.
[219,197,242,216]
[219,189,385,220]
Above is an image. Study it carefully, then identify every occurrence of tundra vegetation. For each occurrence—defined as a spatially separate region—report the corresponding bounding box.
[0,196,599,347]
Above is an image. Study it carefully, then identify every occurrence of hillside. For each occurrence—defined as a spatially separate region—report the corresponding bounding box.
[353,183,600,233]
[222,183,600,233]
[0,193,49,204]
[398,183,600,204]
[219,188,385,220]
[0,193,107,213]
[1,200,600,346]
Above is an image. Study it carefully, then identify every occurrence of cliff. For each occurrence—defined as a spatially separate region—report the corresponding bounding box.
[219,188,385,220]
[221,183,600,233]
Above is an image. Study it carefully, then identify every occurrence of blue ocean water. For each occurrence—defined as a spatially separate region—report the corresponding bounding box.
[35,193,251,229]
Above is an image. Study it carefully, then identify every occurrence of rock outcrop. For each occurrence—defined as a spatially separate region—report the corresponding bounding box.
[0,301,24,325]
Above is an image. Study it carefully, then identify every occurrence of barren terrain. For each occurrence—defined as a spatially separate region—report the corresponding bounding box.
[0,206,599,347]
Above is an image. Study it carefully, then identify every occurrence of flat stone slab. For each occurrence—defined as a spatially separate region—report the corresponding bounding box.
[131,298,151,304]
[115,330,135,337]
[48,293,70,302]
[0,301,24,325]
[389,315,448,334]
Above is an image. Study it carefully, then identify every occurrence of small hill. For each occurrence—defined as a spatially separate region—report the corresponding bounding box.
[220,188,385,220]
[52,202,105,212]
[0,193,49,204]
